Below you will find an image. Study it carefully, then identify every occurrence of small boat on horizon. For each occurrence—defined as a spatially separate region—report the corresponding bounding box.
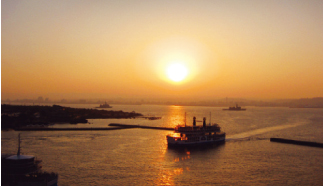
[166,116,226,148]
[96,102,112,108]
[223,104,246,111]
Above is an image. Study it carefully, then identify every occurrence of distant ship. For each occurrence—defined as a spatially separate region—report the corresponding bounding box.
[166,116,226,147]
[223,104,246,111]
[96,102,112,108]
[1,134,58,186]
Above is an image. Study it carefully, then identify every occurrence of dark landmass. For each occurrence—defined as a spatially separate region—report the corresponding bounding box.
[1,104,142,130]
[16,127,130,131]
[287,97,323,108]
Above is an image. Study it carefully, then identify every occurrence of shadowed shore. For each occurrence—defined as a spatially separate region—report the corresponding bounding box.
[16,127,129,131]
[1,104,142,130]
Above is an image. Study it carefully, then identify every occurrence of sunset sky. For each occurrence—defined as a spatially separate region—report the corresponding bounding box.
[2,0,323,100]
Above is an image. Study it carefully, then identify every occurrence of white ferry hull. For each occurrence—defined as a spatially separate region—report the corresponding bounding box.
[167,116,226,148]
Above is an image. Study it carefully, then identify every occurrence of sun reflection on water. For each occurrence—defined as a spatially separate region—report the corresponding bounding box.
[155,144,193,185]
[165,105,186,128]
[155,106,216,185]
[155,168,186,186]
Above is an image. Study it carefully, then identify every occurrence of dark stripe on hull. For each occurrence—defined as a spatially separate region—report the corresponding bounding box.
[168,139,225,148]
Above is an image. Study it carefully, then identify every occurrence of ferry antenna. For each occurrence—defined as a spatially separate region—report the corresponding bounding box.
[209,112,211,125]
[17,133,21,156]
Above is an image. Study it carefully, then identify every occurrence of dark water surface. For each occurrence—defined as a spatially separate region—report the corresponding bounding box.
[2,105,323,185]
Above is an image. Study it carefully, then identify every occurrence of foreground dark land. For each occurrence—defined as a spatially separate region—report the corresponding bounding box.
[1,104,142,130]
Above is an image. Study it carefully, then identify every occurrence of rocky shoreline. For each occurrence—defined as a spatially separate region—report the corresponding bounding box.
[1,104,142,130]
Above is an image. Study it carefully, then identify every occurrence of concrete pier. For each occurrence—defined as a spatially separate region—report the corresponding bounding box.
[109,123,173,130]
[15,124,174,131]
[270,138,323,148]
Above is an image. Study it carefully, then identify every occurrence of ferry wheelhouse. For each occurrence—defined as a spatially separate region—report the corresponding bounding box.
[223,104,246,111]
[1,134,58,186]
[167,117,226,147]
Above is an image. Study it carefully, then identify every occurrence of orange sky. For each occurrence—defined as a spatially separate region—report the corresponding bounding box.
[2,1,323,100]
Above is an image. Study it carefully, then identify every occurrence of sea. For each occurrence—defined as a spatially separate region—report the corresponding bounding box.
[2,104,323,186]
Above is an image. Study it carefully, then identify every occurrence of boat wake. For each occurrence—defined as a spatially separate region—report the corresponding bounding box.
[226,121,307,142]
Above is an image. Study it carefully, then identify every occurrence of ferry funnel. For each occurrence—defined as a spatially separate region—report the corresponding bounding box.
[193,117,196,126]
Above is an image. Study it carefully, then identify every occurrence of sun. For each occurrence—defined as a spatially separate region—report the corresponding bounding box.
[166,63,188,82]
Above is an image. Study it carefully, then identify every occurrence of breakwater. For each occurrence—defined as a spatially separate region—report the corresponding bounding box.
[270,138,323,148]
[109,123,173,130]
[15,124,174,131]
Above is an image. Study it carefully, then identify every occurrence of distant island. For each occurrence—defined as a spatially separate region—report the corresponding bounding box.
[1,104,142,130]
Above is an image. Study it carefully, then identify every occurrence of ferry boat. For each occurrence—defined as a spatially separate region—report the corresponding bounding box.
[96,101,112,108]
[1,134,58,186]
[166,117,226,147]
[223,104,246,111]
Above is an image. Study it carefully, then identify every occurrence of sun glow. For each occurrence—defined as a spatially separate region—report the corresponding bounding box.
[136,36,211,86]
[166,63,188,82]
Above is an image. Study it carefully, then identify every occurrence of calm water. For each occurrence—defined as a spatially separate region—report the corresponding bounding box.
[2,104,323,185]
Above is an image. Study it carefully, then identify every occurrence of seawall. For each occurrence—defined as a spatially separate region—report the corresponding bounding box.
[270,138,323,148]
[15,124,174,131]
[109,123,173,130]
